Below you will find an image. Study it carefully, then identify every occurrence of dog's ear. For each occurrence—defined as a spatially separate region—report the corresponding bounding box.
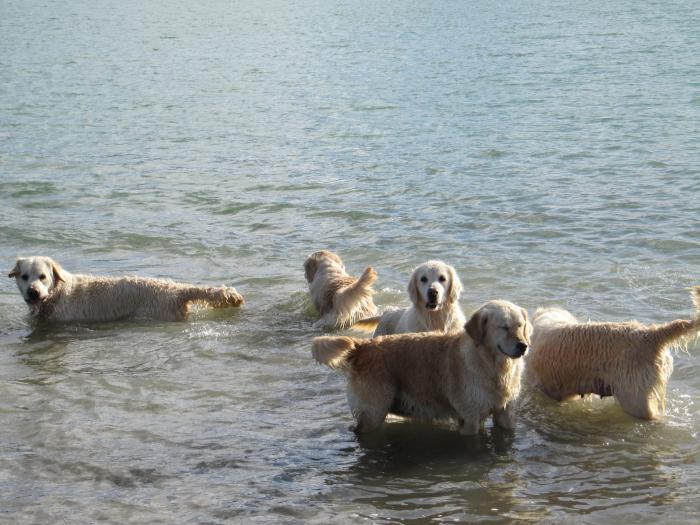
[50,259,68,283]
[447,264,463,305]
[466,310,487,345]
[520,307,530,323]
[304,256,318,283]
[520,307,529,323]
[407,269,420,307]
[8,260,20,278]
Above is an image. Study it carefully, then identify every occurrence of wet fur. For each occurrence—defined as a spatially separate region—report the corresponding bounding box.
[370,260,466,336]
[8,256,244,322]
[527,287,700,420]
[313,300,531,434]
[304,250,377,329]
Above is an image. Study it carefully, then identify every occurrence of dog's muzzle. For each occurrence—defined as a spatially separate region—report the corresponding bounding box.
[426,288,439,310]
[26,288,42,304]
[514,342,528,357]
[498,342,528,358]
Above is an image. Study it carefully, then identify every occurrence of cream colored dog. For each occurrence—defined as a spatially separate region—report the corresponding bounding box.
[304,250,378,330]
[358,260,465,336]
[312,300,531,435]
[9,256,244,322]
[527,286,700,420]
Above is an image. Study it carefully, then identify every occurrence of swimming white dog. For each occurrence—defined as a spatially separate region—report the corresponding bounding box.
[303,250,378,329]
[527,286,700,420]
[9,256,244,322]
[313,300,531,434]
[356,260,465,336]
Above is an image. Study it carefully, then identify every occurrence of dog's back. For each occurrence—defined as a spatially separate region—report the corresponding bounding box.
[532,288,700,363]
[313,331,460,372]
[48,273,242,322]
[312,272,356,315]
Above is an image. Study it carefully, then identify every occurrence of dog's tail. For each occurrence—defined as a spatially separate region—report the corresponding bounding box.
[651,286,700,349]
[350,315,381,332]
[185,286,244,309]
[333,267,378,328]
[338,267,377,302]
[312,336,358,370]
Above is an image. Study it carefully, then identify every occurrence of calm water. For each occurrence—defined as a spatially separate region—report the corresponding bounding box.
[1,0,699,523]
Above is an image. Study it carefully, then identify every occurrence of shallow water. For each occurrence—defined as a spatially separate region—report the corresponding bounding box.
[1,0,699,523]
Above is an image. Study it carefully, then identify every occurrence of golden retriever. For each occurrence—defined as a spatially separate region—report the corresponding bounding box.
[303,250,378,330]
[527,286,700,420]
[357,260,465,336]
[312,300,531,435]
[8,256,244,322]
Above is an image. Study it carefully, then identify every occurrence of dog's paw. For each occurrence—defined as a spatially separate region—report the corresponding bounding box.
[458,419,480,436]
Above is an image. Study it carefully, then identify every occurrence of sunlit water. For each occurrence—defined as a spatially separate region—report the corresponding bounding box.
[1,0,699,523]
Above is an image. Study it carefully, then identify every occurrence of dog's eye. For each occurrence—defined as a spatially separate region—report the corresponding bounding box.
[39,274,47,281]
[420,276,428,283]
[21,274,29,281]
[438,275,446,283]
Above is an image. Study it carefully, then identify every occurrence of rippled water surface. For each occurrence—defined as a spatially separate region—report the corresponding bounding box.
[1,0,699,523]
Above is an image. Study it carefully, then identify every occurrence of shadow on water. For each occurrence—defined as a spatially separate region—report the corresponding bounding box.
[352,419,516,472]
[313,420,549,524]
[8,322,78,377]
[8,317,190,377]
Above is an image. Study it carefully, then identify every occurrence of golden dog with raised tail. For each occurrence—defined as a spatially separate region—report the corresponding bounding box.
[304,250,377,330]
[527,286,700,420]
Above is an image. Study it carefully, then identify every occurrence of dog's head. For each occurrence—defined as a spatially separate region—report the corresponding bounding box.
[8,256,68,306]
[408,260,463,311]
[304,250,344,283]
[466,300,531,359]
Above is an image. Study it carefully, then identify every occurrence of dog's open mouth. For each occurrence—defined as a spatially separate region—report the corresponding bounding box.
[425,301,439,310]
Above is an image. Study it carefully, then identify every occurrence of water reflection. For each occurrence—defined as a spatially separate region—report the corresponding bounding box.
[515,390,689,521]
[352,419,515,467]
[323,421,549,524]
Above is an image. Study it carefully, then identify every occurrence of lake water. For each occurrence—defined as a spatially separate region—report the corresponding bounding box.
[1,0,699,523]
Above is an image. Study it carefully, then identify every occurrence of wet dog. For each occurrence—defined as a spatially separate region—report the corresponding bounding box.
[313,300,531,434]
[527,286,700,420]
[357,260,465,336]
[9,256,244,322]
[303,250,377,329]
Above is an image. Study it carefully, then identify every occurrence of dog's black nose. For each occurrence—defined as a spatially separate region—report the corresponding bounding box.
[427,288,439,299]
[28,288,40,301]
[516,342,528,354]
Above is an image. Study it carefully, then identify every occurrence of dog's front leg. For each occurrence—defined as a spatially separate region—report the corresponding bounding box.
[493,404,516,430]
[457,410,482,435]
[458,420,480,435]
